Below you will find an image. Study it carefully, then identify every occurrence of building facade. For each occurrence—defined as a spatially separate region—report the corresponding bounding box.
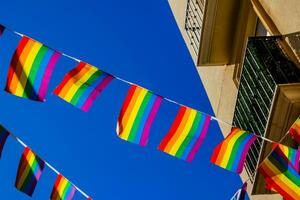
[168,0,300,199]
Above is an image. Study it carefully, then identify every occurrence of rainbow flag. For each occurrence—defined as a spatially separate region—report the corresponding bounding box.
[259,144,300,200]
[50,174,76,200]
[117,85,162,146]
[53,62,113,112]
[265,143,300,192]
[0,24,5,36]
[210,128,257,174]
[5,36,61,101]
[15,147,45,196]
[230,182,247,200]
[158,106,211,162]
[289,116,300,144]
[0,125,9,158]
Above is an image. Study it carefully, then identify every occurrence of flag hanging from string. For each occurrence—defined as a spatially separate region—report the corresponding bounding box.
[53,61,113,112]
[50,174,76,200]
[158,106,211,162]
[265,143,300,192]
[289,116,300,144]
[230,182,247,200]
[259,144,300,200]
[0,24,5,36]
[117,85,162,146]
[210,127,257,174]
[5,36,61,101]
[15,147,45,196]
[0,125,9,158]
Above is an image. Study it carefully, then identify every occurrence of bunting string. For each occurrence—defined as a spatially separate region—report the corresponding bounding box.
[0,23,282,145]
[7,128,90,199]
[247,130,291,182]
[0,23,299,199]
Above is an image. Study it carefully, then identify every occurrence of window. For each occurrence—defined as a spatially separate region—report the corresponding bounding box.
[184,0,206,55]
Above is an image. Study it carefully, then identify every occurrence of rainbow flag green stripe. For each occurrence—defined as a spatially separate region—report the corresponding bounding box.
[15,147,45,196]
[5,36,60,101]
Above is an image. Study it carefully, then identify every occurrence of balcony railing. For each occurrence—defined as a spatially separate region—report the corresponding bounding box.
[233,36,300,182]
[184,0,206,56]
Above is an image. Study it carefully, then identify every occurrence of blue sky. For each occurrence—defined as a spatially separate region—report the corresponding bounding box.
[0,0,245,199]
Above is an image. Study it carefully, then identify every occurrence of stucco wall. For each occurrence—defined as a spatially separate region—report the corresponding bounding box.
[259,0,300,34]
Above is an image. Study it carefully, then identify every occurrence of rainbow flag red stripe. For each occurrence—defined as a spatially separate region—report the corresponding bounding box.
[259,144,300,200]
[158,106,211,162]
[15,147,45,196]
[210,128,257,174]
[50,174,76,200]
[117,85,162,146]
[289,116,300,144]
[5,36,60,101]
[0,125,9,158]
[53,62,113,112]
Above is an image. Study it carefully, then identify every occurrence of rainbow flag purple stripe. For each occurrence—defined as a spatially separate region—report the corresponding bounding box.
[0,125,9,158]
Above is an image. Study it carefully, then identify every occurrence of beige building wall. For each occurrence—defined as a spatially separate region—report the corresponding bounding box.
[167,0,198,64]
[197,65,238,135]
[168,0,239,136]
[258,0,300,34]
[167,1,299,199]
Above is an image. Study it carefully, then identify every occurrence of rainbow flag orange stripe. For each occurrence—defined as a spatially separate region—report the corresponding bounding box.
[15,147,45,196]
[5,36,60,101]
[0,125,9,158]
[53,62,113,112]
[259,144,300,200]
[50,174,76,200]
[117,85,162,146]
[210,128,257,173]
[158,106,211,162]
[289,116,300,144]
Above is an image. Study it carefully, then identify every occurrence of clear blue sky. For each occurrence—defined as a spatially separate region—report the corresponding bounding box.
[0,0,246,199]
